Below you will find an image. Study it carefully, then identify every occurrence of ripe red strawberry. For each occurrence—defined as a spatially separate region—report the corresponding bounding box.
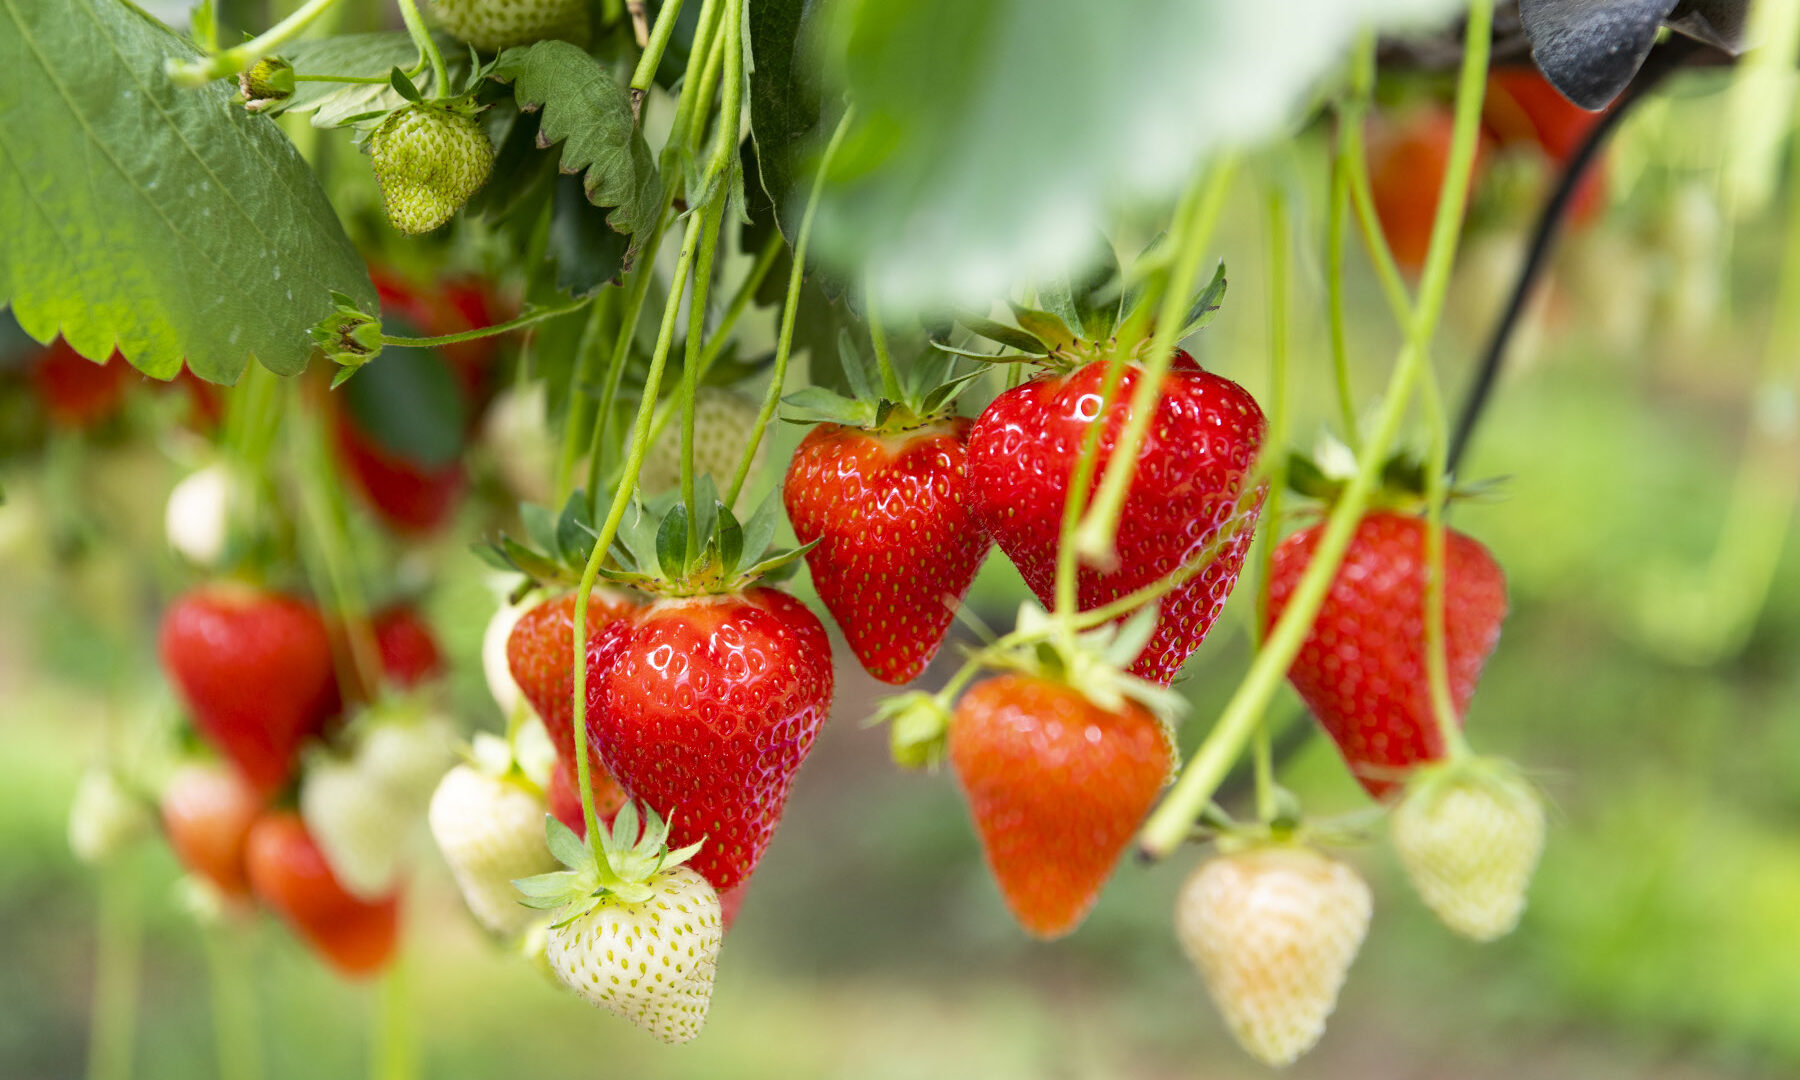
[585,588,834,892]
[31,341,134,429]
[1368,106,1487,272]
[545,751,627,838]
[1484,69,1608,224]
[784,418,989,683]
[948,673,1170,938]
[1264,512,1508,800]
[160,763,264,900]
[506,589,639,764]
[334,414,466,535]
[372,605,444,688]
[965,354,1266,685]
[245,811,400,978]
[159,585,341,794]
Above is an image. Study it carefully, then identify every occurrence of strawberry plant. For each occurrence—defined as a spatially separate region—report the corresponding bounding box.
[3,0,1787,1075]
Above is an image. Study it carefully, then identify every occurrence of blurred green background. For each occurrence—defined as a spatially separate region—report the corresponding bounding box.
[4,65,1800,1080]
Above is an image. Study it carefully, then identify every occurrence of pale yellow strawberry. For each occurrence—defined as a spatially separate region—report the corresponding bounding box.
[636,388,765,503]
[1175,844,1371,1068]
[1392,759,1546,941]
[429,763,558,936]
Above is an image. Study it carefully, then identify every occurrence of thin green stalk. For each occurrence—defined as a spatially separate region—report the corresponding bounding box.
[866,294,903,401]
[1072,157,1237,563]
[686,22,732,161]
[725,106,856,506]
[1138,0,1493,859]
[570,210,710,857]
[664,0,723,166]
[588,197,678,519]
[1327,155,1359,449]
[293,73,392,85]
[1251,187,1293,823]
[682,198,728,557]
[630,0,685,96]
[1419,360,1470,759]
[394,0,449,101]
[86,864,141,1080]
[699,0,746,184]
[380,297,593,348]
[291,388,381,696]
[203,928,262,1080]
[555,297,612,506]
[166,0,342,85]
[370,946,415,1080]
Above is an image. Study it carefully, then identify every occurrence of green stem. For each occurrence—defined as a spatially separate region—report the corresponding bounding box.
[1419,358,1470,759]
[166,0,343,85]
[291,386,381,696]
[664,0,722,168]
[394,0,448,101]
[629,0,685,97]
[292,73,392,85]
[1327,153,1359,449]
[86,864,141,1080]
[686,19,731,161]
[203,928,262,1080]
[371,946,415,1080]
[1072,157,1237,563]
[1138,0,1493,859]
[588,199,678,520]
[724,105,856,507]
[1251,186,1293,823]
[866,294,903,401]
[699,0,746,186]
[555,297,612,507]
[380,298,592,349]
[571,210,710,859]
[682,198,728,557]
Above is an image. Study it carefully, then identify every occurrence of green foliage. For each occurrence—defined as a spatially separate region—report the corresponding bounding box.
[497,40,663,267]
[0,0,374,383]
[278,32,471,127]
[746,0,827,242]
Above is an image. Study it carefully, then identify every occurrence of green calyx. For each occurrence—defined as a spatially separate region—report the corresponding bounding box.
[515,801,703,916]
[938,260,1226,371]
[1003,602,1188,724]
[781,328,981,435]
[474,490,613,601]
[1285,432,1505,514]
[598,480,812,597]
[238,56,294,112]
[309,291,385,379]
[1397,754,1543,818]
[873,691,955,770]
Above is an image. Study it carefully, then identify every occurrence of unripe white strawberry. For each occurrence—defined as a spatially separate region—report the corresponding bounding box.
[165,463,242,568]
[68,768,150,864]
[430,0,588,52]
[636,388,765,505]
[358,715,455,803]
[368,103,493,236]
[1391,759,1546,941]
[520,803,722,1044]
[300,756,409,900]
[1175,844,1372,1068]
[430,761,558,936]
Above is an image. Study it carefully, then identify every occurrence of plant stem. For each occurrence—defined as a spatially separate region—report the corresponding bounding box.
[588,198,678,519]
[380,297,592,348]
[686,19,732,161]
[292,73,392,85]
[1418,358,1470,759]
[166,0,343,85]
[725,106,856,507]
[290,384,382,697]
[86,863,141,1080]
[700,0,746,184]
[866,294,903,401]
[1138,0,1493,859]
[370,946,415,1080]
[394,0,449,101]
[1072,157,1236,563]
[570,210,710,859]
[664,0,723,165]
[203,927,262,1080]
[1252,186,1293,823]
[555,296,612,507]
[1327,153,1359,449]
[682,198,728,557]
[629,0,685,97]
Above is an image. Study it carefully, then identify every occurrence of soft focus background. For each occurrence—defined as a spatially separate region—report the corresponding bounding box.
[4,41,1800,1080]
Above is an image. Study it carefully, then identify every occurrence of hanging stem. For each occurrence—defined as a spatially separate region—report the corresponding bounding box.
[663,0,723,163]
[1419,359,1471,760]
[1251,186,1294,822]
[370,947,415,1080]
[290,384,382,697]
[380,297,593,348]
[1139,0,1493,860]
[682,198,728,557]
[203,928,262,1080]
[866,294,903,401]
[629,0,686,102]
[394,0,449,100]
[86,864,141,1080]
[166,0,343,85]
[1072,157,1237,563]
[1327,153,1360,449]
[555,296,613,506]
[570,211,711,859]
[725,105,856,506]
[588,198,679,520]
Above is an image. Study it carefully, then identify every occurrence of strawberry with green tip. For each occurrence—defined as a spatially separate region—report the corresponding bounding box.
[1176,843,1372,1067]
[1265,511,1507,800]
[1391,758,1546,941]
[783,341,990,684]
[519,802,722,1044]
[368,101,493,236]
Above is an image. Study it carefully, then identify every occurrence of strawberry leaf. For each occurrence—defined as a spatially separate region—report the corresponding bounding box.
[737,492,784,568]
[277,32,469,127]
[0,0,375,383]
[1177,262,1229,339]
[498,40,664,268]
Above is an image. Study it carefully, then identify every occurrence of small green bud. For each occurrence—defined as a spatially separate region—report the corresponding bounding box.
[239,56,294,113]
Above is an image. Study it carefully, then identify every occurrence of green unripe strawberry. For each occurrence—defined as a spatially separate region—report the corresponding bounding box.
[1391,759,1546,941]
[368,104,493,236]
[430,0,589,52]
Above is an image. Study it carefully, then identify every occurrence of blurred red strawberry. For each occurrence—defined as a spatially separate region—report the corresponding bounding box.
[1367,107,1488,273]
[31,341,134,429]
[1484,69,1609,225]
[372,605,444,688]
[334,411,467,535]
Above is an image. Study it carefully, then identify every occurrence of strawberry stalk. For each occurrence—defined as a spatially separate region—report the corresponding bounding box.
[1139,0,1494,861]
[372,952,417,1080]
[289,383,382,701]
[1070,157,1237,565]
[1326,153,1358,451]
[202,927,262,1080]
[1340,33,1415,329]
[1251,186,1294,823]
[725,105,858,507]
[555,297,613,507]
[380,297,593,350]
[681,198,729,559]
[1419,336,1471,760]
[664,0,725,157]
[588,196,678,519]
[629,0,686,115]
[394,0,449,103]
[86,864,143,1080]
[166,0,343,86]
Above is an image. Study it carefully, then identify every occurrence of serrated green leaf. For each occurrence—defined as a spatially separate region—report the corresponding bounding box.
[0,0,376,382]
[502,40,663,267]
[954,312,1050,355]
